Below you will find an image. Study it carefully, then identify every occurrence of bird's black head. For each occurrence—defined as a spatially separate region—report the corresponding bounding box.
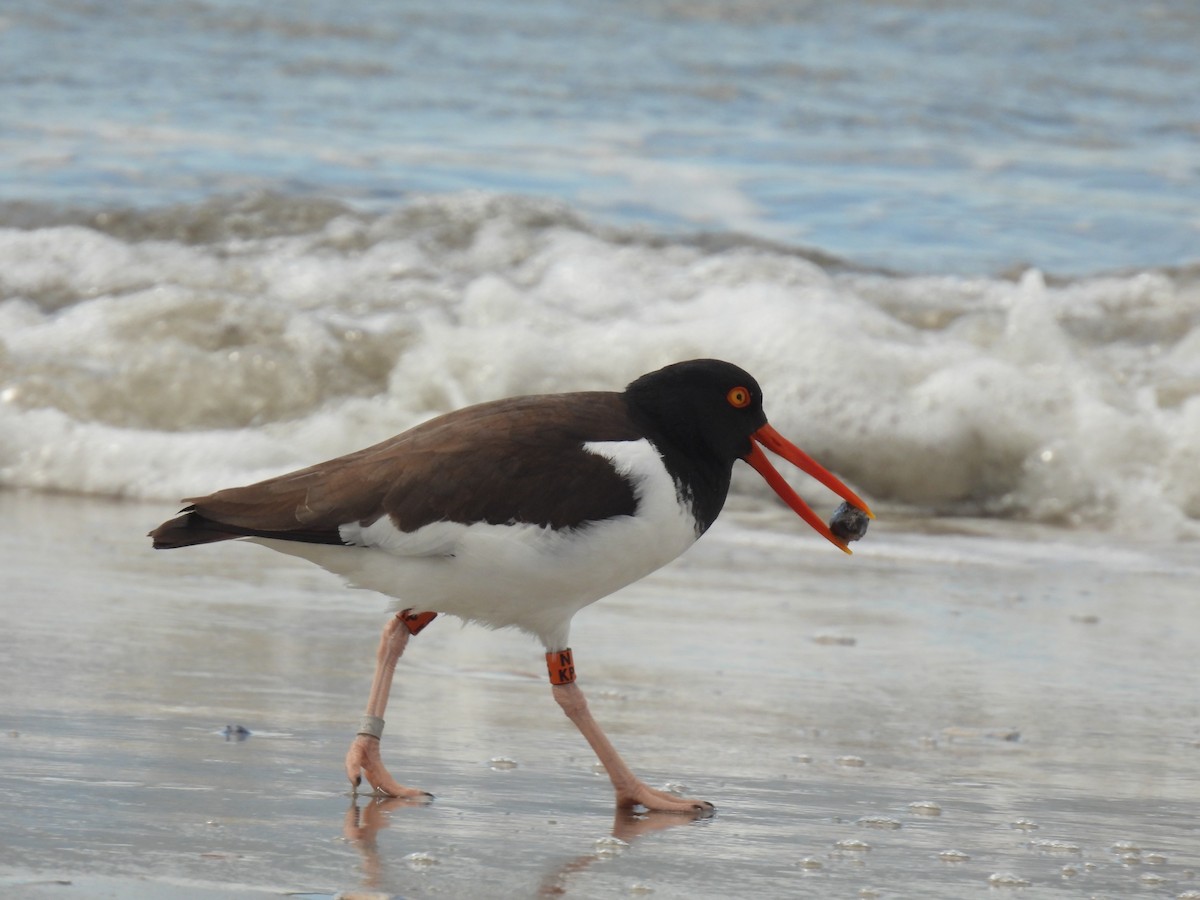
[624,359,768,466]
[624,358,875,551]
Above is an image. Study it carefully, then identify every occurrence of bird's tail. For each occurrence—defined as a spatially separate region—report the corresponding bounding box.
[149,508,348,548]
[148,509,244,549]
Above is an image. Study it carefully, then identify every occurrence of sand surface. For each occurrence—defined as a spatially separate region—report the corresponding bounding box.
[1,491,1198,899]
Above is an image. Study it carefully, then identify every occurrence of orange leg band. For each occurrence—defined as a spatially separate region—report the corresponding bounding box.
[400,609,438,635]
[546,648,576,685]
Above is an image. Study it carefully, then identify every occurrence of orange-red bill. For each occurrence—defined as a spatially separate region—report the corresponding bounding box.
[743,423,874,555]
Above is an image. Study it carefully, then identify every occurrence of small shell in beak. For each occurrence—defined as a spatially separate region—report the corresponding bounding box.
[829,501,870,544]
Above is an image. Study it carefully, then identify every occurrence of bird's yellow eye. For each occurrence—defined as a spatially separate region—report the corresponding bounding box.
[727,386,751,408]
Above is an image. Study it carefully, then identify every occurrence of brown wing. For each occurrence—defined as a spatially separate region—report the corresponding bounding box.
[149,392,643,548]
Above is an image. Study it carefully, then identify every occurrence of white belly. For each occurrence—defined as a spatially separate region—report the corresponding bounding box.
[252,439,699,649]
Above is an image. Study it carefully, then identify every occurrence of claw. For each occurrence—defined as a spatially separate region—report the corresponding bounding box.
[617,780,715,815]
[345,734,431,801]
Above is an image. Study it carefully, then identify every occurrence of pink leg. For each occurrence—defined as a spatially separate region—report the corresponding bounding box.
[344,609,436,799]
[547,650,713,814]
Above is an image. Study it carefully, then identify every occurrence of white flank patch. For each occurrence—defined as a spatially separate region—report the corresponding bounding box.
[255,438,699,648]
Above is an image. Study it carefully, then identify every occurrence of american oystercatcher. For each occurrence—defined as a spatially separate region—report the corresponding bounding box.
[150,359,872,812]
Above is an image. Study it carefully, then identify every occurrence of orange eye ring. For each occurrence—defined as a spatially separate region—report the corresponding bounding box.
[727,386,751,408]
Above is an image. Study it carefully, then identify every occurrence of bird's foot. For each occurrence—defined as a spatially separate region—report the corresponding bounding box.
[345,734,432,801]
[616,780,714,815]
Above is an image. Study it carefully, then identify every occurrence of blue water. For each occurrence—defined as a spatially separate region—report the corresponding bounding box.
[3,0,1200,535]
[3,0,1197,274]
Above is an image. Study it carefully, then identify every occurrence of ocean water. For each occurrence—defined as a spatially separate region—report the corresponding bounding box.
[1,0,1199,539]
[4,0,1199,275]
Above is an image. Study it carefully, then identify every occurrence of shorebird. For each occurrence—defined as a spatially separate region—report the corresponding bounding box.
[150,358,872,812]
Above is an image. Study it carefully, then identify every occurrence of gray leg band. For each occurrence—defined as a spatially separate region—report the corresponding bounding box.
[357,715,385,739]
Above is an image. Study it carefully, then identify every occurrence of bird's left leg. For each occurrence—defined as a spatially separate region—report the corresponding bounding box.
[547,648,714,814]
[344,608,437,799]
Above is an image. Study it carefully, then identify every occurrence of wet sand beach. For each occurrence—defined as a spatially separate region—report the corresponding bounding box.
[1,491,1198,899]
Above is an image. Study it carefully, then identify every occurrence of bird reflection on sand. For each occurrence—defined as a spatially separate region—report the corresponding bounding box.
[536,806,708,897]
[341,796,705,896]
[342,794,433,890]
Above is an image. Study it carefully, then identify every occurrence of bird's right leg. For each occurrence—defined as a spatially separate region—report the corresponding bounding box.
[547,648,714,814]
[344,608,437,799]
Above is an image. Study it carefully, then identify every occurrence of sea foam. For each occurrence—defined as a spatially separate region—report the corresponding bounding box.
[1,193,1197,536]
